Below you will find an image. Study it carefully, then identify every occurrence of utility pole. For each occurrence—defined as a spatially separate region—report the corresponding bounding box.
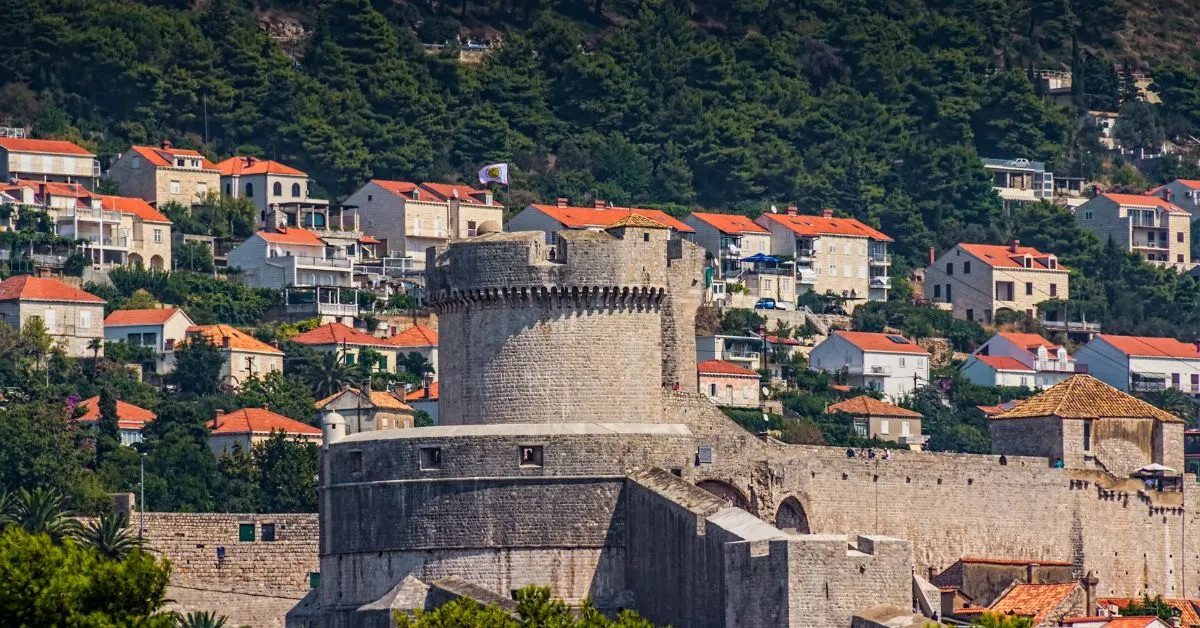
[139,452,146,539]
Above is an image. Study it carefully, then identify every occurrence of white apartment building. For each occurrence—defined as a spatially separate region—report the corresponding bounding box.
[696,334,764,374]
[755,207,892,306]
[961,332,1077,389]
[808,331,929,402]
[1150,180,1200,216]
[227,228,354,289]
[509,200,696,243]
[1075,193,1192,271]
[0,138,98,189]
[924,242,1069,323]
[103,307,195,374]
[981,157,1054,211]
[344,180,503,272]
[1074,334,1200,394]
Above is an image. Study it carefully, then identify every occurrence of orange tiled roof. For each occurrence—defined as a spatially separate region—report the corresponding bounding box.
[1095,334,1200,358]
[216,156,306,177]
[992,374,1183,422]
[208,408,320,435]
[1102,618,1169,628]
[386,325,438,348]
[0,138,93,156]
[989,582,1079,625]
[608,213,667,229]
[186,325,282,354]
[958,243,1066,271]
[359,235,381,244]
[1174,179,1200,190]
[291,323,393,348]
[973,355,1035,372]
[827,395,922,418]
[1102,193,1191,215]
[76,396,156,430]
[405,382,439,401]
[765,335,801,346]
[688,212,770,235]
[697,359,760,377]
[129,145,218,170]
[758,212,893,242]
[0,275,104,303]
[833,331,929,355]
[104,307,182,327]
[1099,598,1200,627]
[372,180,420,197]
[100,195,171,223]
[13,179,93,199]
[527,204,695,233]
[314,387,414,412]
[998,332,1061,352]
[418,182,495,205]
[256,227,325,246]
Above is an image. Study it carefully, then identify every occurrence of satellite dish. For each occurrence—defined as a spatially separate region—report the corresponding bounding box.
[769,205,778,214]
[761,386,770,397]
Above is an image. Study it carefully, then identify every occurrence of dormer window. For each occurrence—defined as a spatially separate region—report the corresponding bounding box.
[1023,256,1032,268]
[1048,257,1057,269]
[175,158,184,167]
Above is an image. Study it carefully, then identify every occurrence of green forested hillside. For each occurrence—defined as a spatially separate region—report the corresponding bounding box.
[2,0,1200,270]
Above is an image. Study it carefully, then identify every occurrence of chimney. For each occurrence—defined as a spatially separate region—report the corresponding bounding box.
[423,373,434,399]
[161,138,172,150]
[1009,239,1020,253]
[821,208,833,218]
[786,205,798,216]
[593,199,606,209]
[556,197,568,208]
[1081,571,1098,616]
[1025,563,1038,584]
[929,247,936,265]
[1164,188,1173,202]
[214,409,225,428]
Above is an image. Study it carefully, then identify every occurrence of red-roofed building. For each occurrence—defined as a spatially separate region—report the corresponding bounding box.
[314,387,415,433]
[1075,334,1200,395]
[1076,193,1192,271]
[386,325,439,382]
[683,211,783,304]
[215,156,332,231]
[104,307,195,374]
[0,137,98,189]
[106,141,220,206]
[963,331,1078,389]
[925,241,1070,324]
[697,359,761,407]
[291,323,401,373]
[932,557,1076,609]
[186,325,283,389]
[207,407,322,454]
[226,229,356,311]
[827,395,925,449]
[1099,597,1200,627]
[754,206,893,307]
[1151,179,1200,218]
[509,200,694,245]
[809,332,929,402]
[405,381,438,424]
[343,180,503,272]
[75,396,157,446]
[975,582,1087,626]
[981,157,1055,211]
[0,275,105,358]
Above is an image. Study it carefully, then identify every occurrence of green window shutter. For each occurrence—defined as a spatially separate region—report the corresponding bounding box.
[239,523,255,542]
[345,353,356,365]
[309,572,321,589]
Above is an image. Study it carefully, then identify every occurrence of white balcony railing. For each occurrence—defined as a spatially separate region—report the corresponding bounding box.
[870,276,891,289]
[286,302,359,317]
[724,351,760,361]
[1033,359,1076,372]
[270,254,353,269]
[869,253,891,265]
[59,207,123,222]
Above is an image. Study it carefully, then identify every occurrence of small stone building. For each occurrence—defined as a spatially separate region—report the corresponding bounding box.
[314,387,415,434]
[990,374,1185,476]
[0,275,106,358]
[697,359,761,407]
[827,395,925,449]
[931,557,1075,608]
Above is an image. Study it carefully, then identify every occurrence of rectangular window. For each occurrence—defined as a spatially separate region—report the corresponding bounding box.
[963,261,971,274]
[238,523,255,542]
[1084,210,1092,220]
[843,242,852,255]
[945,284,952,302]
[519,445,544,467]
[170,181,180,195]
[42,310,55,332]
[1025,282,1033,295]
[934,285,942,298]
[828,243,836,254]
[1083,420,1092,452]
[829,263,837,274]
[879,420,890,435]
[709,383,717,397]
[1050,283,1058,297]
[966,309,974,321]
[842,265,851,278]
[153,229,163,243]
[1173,373,1181,388]
[945,262,953,276]
[1180,232,1186,243]
[377,356,388,370]
[419,447,442,470]
[1179,254,1186,263]
[78,311,91,330]
[131,156,141,169]
[345,353,356,365]
[899,357,907,367]
[901,421,910,437]
[197,183,207,198]
[261,523,276,542]
[350,450,363,474]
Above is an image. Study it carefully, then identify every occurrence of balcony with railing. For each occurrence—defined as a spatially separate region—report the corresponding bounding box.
[870,276,891,289]
[1131,373,1168,393]
[868,252,891,266]
[848,364,892,376]
[1033,359,1077,372]
[286,301,359,317]
[723,350,760,362]
[268,253,353,270]
[58,207,123,222]
[1130,212,1168,228]
[79,235,129,249]
[1131,240,1169,251]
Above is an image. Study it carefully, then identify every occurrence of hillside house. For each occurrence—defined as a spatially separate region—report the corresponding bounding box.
[827,395,925,449]
[697,359,761,408]
[185,324,283,389]
[216,156,327,225]
[696,334,764,374]
[384,325,438,381]
[405,382,438,425]
[1150,179,1200,216]
[508,200,694,245]
[75,396,156,446]
[314,387,415,434]
[1083,111,1120,150]
[103,307,195,374]
[981,157,1054,212]
[106,142,220,206]
[1074,334,1200,395]
[207,407,322,455]
[808,331,929,402]
[962,332,1077,389]
[0,275,105,358]
[290,323,400,373]
[924,242,1069,324]
[0,138,99,189]
[1075,193,1192,271]
[755,207,893,307]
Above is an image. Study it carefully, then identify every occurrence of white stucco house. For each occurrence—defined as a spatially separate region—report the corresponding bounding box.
[1074,334,1200,394]
[961,332,1077,389]
[103,307,195,374]
[808,331,929,402]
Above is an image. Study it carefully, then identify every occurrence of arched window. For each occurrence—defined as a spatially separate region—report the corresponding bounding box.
[273,182,282,197]
[291,183,301,197]
[245,182,254,198]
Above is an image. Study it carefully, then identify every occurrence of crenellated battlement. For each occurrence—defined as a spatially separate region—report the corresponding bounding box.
[429,284,668,314]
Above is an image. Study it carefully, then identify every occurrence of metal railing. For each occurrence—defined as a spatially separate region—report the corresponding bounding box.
[271,254,353,269]
[869,253,891,264]
[286,302,359,316]
[724,351,760,361]
[1033,359,1076,372]
[59,207,123,222]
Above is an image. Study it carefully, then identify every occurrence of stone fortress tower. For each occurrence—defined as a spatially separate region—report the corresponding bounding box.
[292,217,1198,628]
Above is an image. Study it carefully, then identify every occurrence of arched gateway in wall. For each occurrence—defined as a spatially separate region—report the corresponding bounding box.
[775,496,811,534]
[696,480,750,510]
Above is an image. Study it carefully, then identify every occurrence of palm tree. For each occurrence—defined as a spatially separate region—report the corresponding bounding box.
[1141,387,1198,425]
[13,487,81,542]
[304,350,356,398]
[87,337,104,380]
[79,511,142,560]
[0,490,14,529]
[176,610,228,628]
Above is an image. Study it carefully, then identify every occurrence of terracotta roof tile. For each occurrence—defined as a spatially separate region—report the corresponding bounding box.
[992,374,1183,422]
[688,212,769,234]
[958,243,1067,271]
[100,195,171,223]
[405,382,438,401]
[833,331,929,354]
[607,213,668,229]
[372,180,420,197]
[697,359,760,377]
[386,325,438,348]
[1102,193,1191,215]
[129,145,218,170]
[0,138,93,156]
[827,395,922,417]
[256,228,325,246]
[1101,618,1168,628]
[104,307,183,327]
[989,582,1079,625]
[208,408,320,435]
[1095,334,1200,358]
[973,355,1035,372]
[1099,598,1200,627]
[76,396,156,430]
[314,388,414,411]
[216,156,305,177]
[527,204,695,233]
[186,325,282,354]
[291,323,393,348]
[758,212,893,241]
[418,182,495,205]
[0,276,104,303]
[998,332,1061,352]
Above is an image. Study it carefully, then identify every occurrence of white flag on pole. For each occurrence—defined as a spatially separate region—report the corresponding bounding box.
[477,163,510,185]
